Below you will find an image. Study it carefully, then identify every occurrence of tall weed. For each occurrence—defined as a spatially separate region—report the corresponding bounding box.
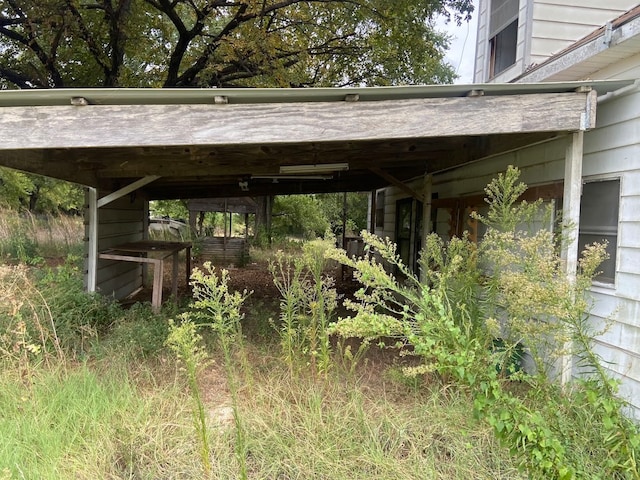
[328,166,640,479]
[269,238,337,375]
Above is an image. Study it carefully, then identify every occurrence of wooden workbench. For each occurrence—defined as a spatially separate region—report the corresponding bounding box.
[98,240,192,312]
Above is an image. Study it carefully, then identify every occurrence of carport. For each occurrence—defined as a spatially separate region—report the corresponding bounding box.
[0,80,631,306]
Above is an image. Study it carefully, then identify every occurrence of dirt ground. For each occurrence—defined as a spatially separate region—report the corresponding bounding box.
[127,254,361,313]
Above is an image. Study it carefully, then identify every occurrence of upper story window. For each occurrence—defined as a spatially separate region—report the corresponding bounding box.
[489,0,519,77]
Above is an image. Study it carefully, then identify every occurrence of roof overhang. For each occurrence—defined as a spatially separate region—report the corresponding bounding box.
[0,80,632,199]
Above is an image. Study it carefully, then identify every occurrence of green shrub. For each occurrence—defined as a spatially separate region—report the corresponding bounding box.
[327,166,640,479]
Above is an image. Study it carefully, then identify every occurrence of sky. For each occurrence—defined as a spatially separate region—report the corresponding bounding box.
[437,2,479,84]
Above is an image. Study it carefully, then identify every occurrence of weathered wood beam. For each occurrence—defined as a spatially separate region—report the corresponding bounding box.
[560,131,584,385]
[369,167,422,201]
[0,93,595,151]
[0,149,98,186]
[97,176,161,208]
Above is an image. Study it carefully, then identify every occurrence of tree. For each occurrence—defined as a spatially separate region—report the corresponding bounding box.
[272,194,330,239]
[0,0,473,89]
[317,192,368,235]
[0,167,83,213]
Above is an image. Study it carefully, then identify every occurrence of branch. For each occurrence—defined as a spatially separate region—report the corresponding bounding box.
[65,0,111,79]
[0,66,43,88]
[2,1,64,86]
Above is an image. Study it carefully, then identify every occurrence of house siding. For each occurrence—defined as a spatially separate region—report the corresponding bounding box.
[474,0,639,82]
[83,190,147,300]
[530,1,639,65]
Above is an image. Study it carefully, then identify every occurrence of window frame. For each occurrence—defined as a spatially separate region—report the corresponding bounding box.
[578,176,621,288]
[488,0,519,79]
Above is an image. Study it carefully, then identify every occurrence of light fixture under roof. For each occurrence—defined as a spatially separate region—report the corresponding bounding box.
[279,163,349,174]
[252,174,333,181]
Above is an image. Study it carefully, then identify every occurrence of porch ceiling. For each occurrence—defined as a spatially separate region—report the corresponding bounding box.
[0,80,632,199]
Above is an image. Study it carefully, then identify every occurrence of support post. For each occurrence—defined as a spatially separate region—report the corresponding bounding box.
[560,131,584,384]
[420,174,433,282]
[87,187,98,293]
[369,190,376,234]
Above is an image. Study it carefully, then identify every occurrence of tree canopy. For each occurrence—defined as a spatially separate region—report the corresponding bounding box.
[0,0,473,89]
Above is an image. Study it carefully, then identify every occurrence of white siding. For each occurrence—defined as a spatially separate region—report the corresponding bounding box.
[530,1,639,65]
[474,0,640,83]
[374,178,425,241]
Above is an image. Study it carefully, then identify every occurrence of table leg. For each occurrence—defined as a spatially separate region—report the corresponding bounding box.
[151,259,163,313]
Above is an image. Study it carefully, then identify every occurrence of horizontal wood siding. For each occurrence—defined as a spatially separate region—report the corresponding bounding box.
[199,237,248,265]
[530,1,639,64]
[84,190,146,300]
[382,87,640,414]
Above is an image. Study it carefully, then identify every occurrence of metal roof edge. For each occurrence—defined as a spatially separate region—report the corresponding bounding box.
[0,80,634,107]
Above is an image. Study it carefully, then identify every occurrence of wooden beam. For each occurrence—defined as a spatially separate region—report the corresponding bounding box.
[87,187,98,293]
[0,93,594,151]
[370,167,422,201]
[560,131,584,385]
[97,175,160,208]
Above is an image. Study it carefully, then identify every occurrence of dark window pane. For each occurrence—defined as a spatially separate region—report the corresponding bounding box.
[578,179,620,284]
[491,20,518,76]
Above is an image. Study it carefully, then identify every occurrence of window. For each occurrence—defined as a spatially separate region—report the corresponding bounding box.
[489,0,519,77]
[375,190,385,228]
[578,179,620,284]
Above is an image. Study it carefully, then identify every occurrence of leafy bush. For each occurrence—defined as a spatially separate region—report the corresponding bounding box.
[327,166,640,479]
[0,259,124,365]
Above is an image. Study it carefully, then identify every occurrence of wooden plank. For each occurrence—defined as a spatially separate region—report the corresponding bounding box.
[97,176,160,208]
[87,187,98,293]
[370,167,423,201]
[0,93,594,151]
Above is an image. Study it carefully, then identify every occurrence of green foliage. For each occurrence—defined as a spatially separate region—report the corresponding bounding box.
[186,262,251,479]
[0,1,473,89]
[0,168,83,214]
[0,260,123,366]
[316,192,370,235]
[269,238,337,375]
[0,208,84,263]
[327,166,640,479]
[166,317,212,475]
[149,200,188,220]
[272,195,331,239]
[0,362,199,479]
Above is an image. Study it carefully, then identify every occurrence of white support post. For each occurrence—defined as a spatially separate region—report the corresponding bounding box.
[87,187,98,293]
[560,131,584,385]
[420,174,433,283]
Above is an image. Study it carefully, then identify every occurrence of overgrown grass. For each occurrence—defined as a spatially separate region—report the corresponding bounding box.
[1,196,638,478]
[0,362,199,479]
[0,208,83,264]
[232,368,522,479]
